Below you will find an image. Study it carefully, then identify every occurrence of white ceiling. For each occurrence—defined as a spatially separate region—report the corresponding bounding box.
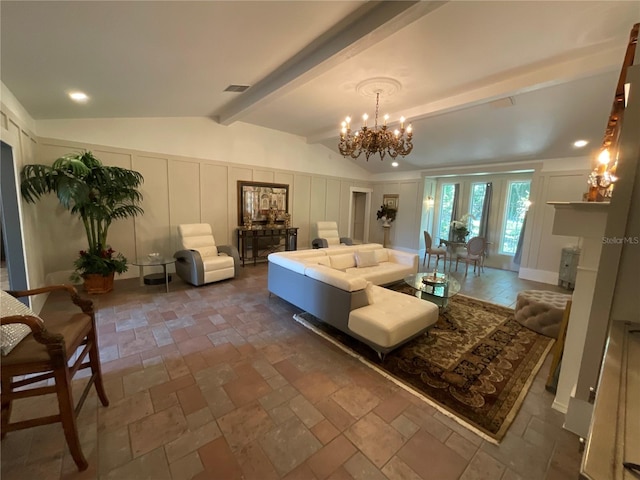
[2,1,639,175]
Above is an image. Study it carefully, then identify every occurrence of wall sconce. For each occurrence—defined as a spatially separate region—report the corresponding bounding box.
[425,196,435,209]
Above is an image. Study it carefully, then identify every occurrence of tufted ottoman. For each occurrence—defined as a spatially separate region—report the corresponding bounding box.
[515,290,572,338]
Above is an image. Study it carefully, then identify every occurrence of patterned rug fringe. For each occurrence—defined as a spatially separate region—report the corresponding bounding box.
[293,311,507,445]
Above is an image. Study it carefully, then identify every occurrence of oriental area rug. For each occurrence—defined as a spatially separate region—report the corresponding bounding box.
[293,288,554,443]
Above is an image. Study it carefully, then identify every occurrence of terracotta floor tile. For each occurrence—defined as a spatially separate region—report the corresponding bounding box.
[259,417,322,476]
[292,371,340,404]
[177,383,208,416]
[102,447,171,480]
[381,456,422,480]
[373,392,411,423]
[306,435,357,480]
[169,450,204,480]
[98,390,154,432]
[273,359,305,383]
[331,385,380,419]
[224,376,272,407]
[397,429,467,480]
[311,419,341,445]
[315,397,357,432]
[129,405,188,458]
[217,402,275,451]
[198,436,244,479]
[235,441,280,480]
[344,412,405,468]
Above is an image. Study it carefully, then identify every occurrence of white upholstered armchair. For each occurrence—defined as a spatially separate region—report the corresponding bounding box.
[311,221,353,249]
[174,223,240,286]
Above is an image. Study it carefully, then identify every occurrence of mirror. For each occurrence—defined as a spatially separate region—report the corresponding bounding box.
[237,181,289,226]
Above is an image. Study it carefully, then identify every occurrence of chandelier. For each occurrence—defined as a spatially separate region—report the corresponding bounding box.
[338,91,413,161]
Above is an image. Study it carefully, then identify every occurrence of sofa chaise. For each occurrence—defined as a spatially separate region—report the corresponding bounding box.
[268,244,439,358]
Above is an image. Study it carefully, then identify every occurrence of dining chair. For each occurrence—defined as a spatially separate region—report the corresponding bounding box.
[1,285,109,471]
[455,236,486,276]
[423,231,447,270]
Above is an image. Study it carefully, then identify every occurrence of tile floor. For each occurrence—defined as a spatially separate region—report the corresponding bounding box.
[1,261,581,480]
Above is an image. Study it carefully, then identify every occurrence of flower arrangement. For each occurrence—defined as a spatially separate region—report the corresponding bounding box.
[376,204,397,223]
[450,213,474,240]
[71,247,128,282]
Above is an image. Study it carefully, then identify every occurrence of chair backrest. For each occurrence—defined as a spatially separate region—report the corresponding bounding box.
[178,223,218,257]
[424,231,433,250]
[316,221,341,246]
[466,236,486,256]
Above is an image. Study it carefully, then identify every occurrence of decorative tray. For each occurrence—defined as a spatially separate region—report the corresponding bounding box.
[422,275,447,284]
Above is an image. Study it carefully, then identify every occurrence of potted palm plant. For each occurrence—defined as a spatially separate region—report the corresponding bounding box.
[20,151,144,293]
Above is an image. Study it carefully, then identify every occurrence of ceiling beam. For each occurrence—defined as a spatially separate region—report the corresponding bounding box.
[214,1,447,125]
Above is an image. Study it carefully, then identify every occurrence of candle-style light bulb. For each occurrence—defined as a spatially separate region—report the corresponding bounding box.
[598,149,610,165]
[407,124,412,134]
[400,116,405,129]
[345,116,351,125]
[362,113,368,127]
[394,129,400,137]
[341,121,346,128]
[384,114,389,126]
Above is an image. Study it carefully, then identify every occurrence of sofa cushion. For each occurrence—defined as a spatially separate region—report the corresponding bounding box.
[345,262,415,286]
[304,265,367,292]
[329,253,357,271]
[355,250,378,268]
[348,286,439,348]
[374,249,389,263]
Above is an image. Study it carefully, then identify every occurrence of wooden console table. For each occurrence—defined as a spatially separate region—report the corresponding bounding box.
[236,226,298,266]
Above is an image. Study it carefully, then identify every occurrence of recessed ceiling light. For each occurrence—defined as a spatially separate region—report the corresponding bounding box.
[573,140,588,148]
[391,162,399,167]
[68,91,89,102]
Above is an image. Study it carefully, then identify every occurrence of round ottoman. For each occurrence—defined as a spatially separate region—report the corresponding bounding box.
[514,290,572,338]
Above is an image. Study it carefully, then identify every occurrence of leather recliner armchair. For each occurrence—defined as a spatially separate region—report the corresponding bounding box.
[174,223,240,286]
[311,221,353,249]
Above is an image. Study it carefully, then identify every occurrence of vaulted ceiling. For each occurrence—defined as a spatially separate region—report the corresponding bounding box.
[2,1,638,174]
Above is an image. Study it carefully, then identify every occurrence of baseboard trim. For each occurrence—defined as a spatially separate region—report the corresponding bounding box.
[518,267,558,285]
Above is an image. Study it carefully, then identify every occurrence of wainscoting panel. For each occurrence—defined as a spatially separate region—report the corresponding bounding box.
[309,177,327,239]
[293,174,312,248]
[201,163,230,248]
[169,160,201,248]
[133,155,172,260]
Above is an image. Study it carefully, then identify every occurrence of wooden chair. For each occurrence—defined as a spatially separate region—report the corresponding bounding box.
[423,231,447,269]
[1,285,109,471]
[455,236,486,276]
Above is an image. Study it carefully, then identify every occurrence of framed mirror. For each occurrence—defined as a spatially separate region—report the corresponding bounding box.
[237,181,289,225]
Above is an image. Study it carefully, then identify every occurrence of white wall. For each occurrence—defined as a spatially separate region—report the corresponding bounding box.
[34,137,374,282]
[36,117,371,181]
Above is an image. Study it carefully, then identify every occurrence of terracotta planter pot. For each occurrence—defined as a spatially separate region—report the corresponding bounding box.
[83,272,115,294]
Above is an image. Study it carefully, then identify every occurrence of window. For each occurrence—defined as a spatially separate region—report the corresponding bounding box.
[468,182,487,237]
[500,180,530,254]
[437,184,456,242]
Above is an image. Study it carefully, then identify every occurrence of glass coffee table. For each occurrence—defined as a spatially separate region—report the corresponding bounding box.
[131,256,176,293]
[404,272,461,311]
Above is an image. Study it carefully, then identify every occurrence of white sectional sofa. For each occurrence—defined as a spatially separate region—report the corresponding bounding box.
[268,244,439,358]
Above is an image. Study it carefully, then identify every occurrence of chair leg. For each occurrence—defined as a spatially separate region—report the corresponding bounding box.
[455,258,459,271]
[53,367,88,471]
[465,261,469,276]
[87,330,109,407]
[1,374,12,439]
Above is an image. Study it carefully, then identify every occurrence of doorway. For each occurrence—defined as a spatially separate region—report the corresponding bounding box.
[1,140,29,294]
[348,187,372,244]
